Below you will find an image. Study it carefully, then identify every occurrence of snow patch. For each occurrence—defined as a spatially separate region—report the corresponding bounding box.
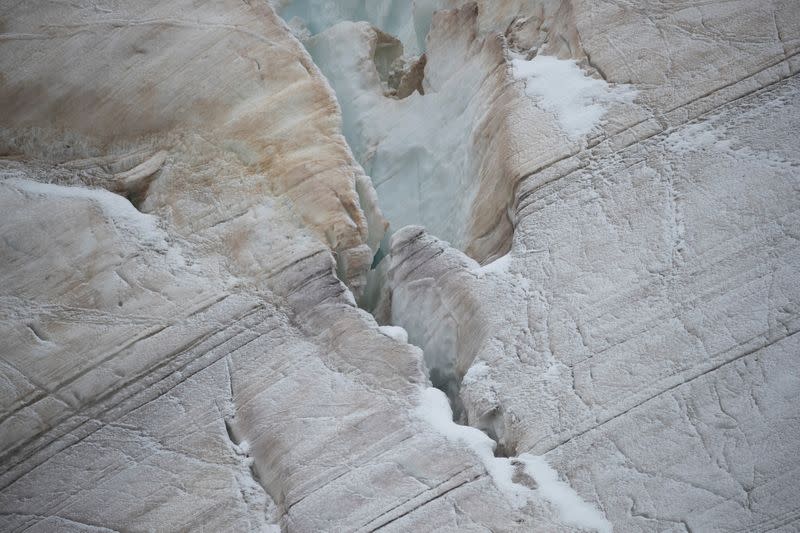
[462,361,490,385]
[6,178,169,249]
[474,253,512,276]
[511,54,635,139]
[517,453,613,533]
[233,440,251,456]
[415,387,530,506]
[416,387,612,531]
[378,325,408,343]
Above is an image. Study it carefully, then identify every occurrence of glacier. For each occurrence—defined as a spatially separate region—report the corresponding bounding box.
[1,0,799,532]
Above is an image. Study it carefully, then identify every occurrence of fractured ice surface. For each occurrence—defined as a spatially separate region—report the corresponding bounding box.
[2,0,800,531]
[385,61,800,533]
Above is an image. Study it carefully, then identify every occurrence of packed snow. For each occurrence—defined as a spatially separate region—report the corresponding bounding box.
[462,361,490,385]
[517,454,613,533]
[4,177,169,250]
[474,253,512,276]
[415,386,612,533]
[378,325,409,342]
[511,54,635,139]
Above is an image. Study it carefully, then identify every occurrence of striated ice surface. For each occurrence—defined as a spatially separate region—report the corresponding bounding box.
[1,0,799,531]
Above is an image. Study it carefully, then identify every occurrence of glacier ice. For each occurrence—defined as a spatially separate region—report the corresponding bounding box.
[1,0,799,531]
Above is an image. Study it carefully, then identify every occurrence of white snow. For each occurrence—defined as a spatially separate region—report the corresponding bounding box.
[233,440,251,455]
[415,387,530,506]
[474,253,512,276]
[378,325,409,343]
[416,387,612,531]
[517,454,613,533]
[462,361,490,385]
[511,54,635,139]
[6,178,169,249]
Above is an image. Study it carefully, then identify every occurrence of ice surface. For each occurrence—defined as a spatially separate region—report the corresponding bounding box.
[3,0,800,531]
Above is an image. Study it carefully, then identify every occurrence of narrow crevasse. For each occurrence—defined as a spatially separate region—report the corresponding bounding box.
[274,0,497,415]
[382,226,613,533]
[272,0,545,424]
[223,380,283,532]
[274,2,615,529]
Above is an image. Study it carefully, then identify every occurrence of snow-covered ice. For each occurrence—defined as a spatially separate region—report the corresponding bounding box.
[378,324,409,342]
[511,54,636,139]
[415,386,613,532]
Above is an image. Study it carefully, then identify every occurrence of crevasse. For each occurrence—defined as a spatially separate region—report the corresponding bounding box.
[274,2,613,529]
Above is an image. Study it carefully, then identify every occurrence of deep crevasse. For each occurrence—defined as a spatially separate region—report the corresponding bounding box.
[274,2,616,530]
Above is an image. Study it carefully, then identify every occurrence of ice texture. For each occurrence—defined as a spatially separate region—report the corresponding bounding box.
[2,0,799,531]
